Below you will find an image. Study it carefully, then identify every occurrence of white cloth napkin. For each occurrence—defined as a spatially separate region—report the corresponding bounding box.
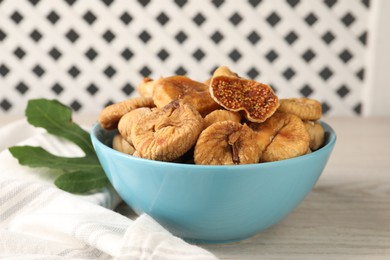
[0,119,217,260]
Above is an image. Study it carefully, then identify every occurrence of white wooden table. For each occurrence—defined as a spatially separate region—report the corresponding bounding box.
[1,116,389,259]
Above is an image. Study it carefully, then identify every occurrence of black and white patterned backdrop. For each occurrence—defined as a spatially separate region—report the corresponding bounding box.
[0,0,369,116]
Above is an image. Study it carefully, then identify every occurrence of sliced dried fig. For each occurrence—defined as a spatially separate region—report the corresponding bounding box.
[118,107,153,145]
[137,77,155,98]
[131,100,203,161]
[278,98,322,121]
[203,109,241,129]
[304,120,324,150]
[112,134,135,155]
[99,97,155,130]
[250,112,310,162]
[194,121,261,165]
[153,76,221,117]
[210,75,279,123]
[212,66,239,78]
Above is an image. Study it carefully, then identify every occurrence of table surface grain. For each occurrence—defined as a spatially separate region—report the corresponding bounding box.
[1,116,390,259]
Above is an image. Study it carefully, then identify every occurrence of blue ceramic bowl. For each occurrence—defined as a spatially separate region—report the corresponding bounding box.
[91,121,336,243]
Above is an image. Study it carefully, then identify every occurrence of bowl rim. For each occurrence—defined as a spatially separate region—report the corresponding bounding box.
[91,120,336,171]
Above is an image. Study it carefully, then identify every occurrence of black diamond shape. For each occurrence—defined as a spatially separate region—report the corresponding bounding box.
[86,83,99,95]
[247,31,261,45]
[66,29,79,43]
[229,12,243,26]
[341,12,355,27]
[29,0,40,5]
[211,31,223,44]
[49,47,62,60]
[339,49,353,63]
[51,83,64,95]
[32,65,45,77]
[283,67,296,80]
[322,31,335,44]
[300,84,313,97]
[0,99,12,111]
[120,12,132,25]
[193,48,205,61]
[139,30,151,43]
[265,50,278,63]
[175,31,187,44]
[122,83,134,95]
[287,0,300,7]
[362,0,369,8]
[138,0,150,6]
[104,65,116,78]
[175,66,187,75]
[193,13,205,26]
[356,68,364,81]
[269,83,277,93]
[353,103,362,115]
[121,48,134,61]
[85,48,98,61]
[0,29,6,41]
[14,47,26,59]
[140,66,152,77]
[10,11,23,24]
[0,64,10,77]
[319,67,333,81]
[285,31,298,45]
[359,31,367,46]
[68,66,80,78]
[70,100,82,111]
[103,30,115,43]
[324,0,337,8]
[65,0,77,5]
[249,0,262,7]
[102,0,114,6]
[15,82,29,95]
[229,49,242,62]
[247,67,260,79]
[47,11,60,24]
[174,0,187,7]
[83,10,96,25]
[336,84,350,98]
[266,12,281,27]
[157,49,169,61]
[156,12,169,25]
[302,49,316,62]
[30,29,42,42]
[322,101,331,114]
[305,12,318,26]
[212,0,224,7]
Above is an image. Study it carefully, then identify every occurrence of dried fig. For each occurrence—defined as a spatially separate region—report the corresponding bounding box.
[203,109,241,129]
[112,134,135,155]
[118,107,153,145]
[304,120,325,150]
[137,77,155,98]
[194,121,261,165]
[209,74,279,123]
[250,112,310,162]
[278,98,322,121]
[131,100,203,161]
[99,97,155,130]
[153,76,221,116]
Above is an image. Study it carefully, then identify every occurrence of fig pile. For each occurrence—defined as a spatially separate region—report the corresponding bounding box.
[98,66,324,165]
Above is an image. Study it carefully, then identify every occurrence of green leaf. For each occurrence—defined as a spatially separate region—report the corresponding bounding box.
[54,171,109,194]
[25,99,95,155]
[9,146,102,173]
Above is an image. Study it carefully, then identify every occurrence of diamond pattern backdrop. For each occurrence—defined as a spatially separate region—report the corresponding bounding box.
[0,0,369,116]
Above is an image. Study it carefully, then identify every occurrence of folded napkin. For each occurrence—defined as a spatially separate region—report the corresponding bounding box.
[0,120,217,259]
